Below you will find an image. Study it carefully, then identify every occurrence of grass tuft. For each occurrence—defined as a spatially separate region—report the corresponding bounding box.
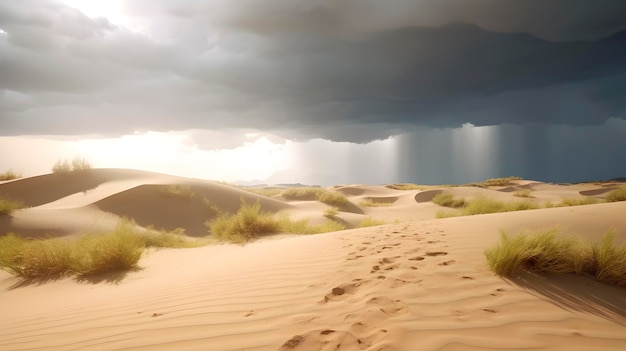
[207,199,346,243]
[161,184,195,199]
[324,207,339,218]
[435,195,538,217]
[432,193,466,208]
[0,197,26,215]
[359,199,394,207]
[559,197,600,207]
[282,187,350,207]
[606,186,626,202]
[52,157,92,173]
[0,221,203,279]
[209,199,280,243]
[513,189,534,198]
[0,170,22,181]
[486,229,626,288]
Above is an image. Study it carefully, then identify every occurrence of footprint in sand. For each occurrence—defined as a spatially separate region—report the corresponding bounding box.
[408,256,425,261]
[278,330,366,351]
[425,251,448,257]
[323,280,367,302]
[366,296,408,316]
[439,260,456,266]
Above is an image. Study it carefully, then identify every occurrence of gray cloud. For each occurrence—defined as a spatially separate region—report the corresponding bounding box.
[0,0,625,143]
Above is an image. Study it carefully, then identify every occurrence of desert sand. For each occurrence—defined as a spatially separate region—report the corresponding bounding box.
[1,169,625,350]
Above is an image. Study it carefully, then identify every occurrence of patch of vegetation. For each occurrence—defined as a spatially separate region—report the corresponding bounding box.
[161,184,195,199]
[202,197,222,217]
[513,189,534,198]
[0,221,202,279]
[0,197,26,215]
[467,176,522,188]
[52,157,92,173]
[432,193,466,208]
[436,195,538,218]
[282,187,350,207]
[324,207,339,218]
[606,186,626,202]
[359,199,394,207]
[240,187,284,198]
[358,217,386,228]
[559,197,600,207]
[207,199,346,243]
[0,170,22,181]
[485,229,626,288]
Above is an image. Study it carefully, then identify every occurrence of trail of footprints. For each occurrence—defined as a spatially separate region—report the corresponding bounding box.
[280,225,465,350]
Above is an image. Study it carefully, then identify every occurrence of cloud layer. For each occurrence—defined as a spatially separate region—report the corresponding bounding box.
[1,0,625,143]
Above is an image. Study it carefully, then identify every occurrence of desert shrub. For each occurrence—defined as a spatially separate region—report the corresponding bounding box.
[559,197,600,207]
[52,157,92,173]
[462,196,538,215]
[359,199,394,207]
[606,186,626,202]
[209,199,281,243]
[0,221,203,279]
[324,207,339,218]
[486,229,626,288]
[71,157,92,171]
[161,184,195,199]
[436,196,538,217]
[432,193,466,208]
[513,190,534,198]
[544,201,555,208]
[485,229,592,277]
[52,159,72,173]
[592,231,626,287]
[0,170,21,181]
[208,199,346,243]
[0,197,26,215]
[282,187,350,207]
[358,217,386,228]
[202,197,222,216]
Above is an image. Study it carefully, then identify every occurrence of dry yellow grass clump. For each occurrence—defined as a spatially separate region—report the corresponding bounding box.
[485,229,626,288]
[0,221,199,279]
[606,186,626,202]
[436,195,538,218]
[208,199,345,243]
[0,170,22,181]
[281,187,350,207]
[0,197,26,215]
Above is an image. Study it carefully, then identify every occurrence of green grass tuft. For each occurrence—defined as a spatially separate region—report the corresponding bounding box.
[606,186,626,202]
[486,229,626,288]
[0,197,26,215]
[432,193,466,208]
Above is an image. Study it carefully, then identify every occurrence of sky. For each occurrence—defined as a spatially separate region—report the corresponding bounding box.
[1,0,625,185]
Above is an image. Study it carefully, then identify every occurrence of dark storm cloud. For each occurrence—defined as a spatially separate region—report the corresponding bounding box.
[1,0,625,143]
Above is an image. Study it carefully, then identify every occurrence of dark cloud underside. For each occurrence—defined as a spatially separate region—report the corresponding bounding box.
[1,0,625,142]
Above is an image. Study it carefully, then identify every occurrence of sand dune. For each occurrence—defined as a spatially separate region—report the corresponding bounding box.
[1,170,626,350]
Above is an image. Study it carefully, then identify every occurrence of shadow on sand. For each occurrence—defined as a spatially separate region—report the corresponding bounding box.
[5,267,142,290]
[509,271,626,326]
